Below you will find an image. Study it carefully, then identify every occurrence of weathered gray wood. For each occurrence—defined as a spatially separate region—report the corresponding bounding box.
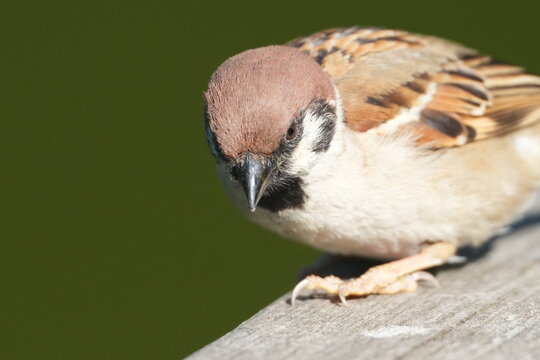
[187,213,540,360]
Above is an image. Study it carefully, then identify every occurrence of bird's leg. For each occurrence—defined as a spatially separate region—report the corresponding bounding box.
[292,242,456,304]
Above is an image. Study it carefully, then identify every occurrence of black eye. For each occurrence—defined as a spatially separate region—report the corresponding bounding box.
[286,123,297,140]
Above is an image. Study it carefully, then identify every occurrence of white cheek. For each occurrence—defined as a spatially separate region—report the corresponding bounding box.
[286,95,346,177]
[287,112,324,175]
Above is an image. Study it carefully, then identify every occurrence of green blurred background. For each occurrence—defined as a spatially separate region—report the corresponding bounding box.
[2,0,539,358]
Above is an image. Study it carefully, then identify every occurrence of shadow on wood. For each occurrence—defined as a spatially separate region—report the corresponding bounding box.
[186,213,540,360]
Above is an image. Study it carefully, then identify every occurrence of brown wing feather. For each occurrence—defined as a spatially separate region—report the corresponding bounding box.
[457,57,540,141]
[288,27,540,148]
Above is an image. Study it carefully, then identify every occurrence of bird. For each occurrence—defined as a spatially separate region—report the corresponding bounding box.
[203,27,540,304]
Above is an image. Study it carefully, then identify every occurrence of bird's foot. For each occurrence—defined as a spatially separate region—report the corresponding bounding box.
[291,271,437,305]
[291,242,456,305]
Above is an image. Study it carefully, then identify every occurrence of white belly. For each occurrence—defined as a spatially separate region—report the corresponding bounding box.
[225,126,540,260]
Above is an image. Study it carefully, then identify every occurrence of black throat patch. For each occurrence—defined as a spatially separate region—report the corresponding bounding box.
[257,176,306,212]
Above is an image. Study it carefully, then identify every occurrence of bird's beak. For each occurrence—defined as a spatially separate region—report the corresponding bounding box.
[241,153,276,212]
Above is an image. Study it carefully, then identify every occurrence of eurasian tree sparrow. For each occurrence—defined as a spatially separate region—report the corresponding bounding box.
[203,27,540,304]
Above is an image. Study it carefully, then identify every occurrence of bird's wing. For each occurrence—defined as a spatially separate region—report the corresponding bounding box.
[287,27,540,147]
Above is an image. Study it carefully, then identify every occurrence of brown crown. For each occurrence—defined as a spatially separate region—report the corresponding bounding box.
[204,45,335,159]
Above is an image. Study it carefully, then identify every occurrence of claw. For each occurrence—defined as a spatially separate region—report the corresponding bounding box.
[338,293,348,305]
[291,263,442,305]
[446,255,467,265]
[410,271,439,287]
[291,278,309,306]
[290,275,343,305]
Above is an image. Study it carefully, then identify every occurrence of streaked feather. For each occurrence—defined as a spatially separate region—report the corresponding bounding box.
[288,27,540,148]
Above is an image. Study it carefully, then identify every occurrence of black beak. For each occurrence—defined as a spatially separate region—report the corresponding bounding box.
[241,153,276,212]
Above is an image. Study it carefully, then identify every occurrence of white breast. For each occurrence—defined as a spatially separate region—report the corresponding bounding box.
[243,132,450,259]
[221,121,540,260]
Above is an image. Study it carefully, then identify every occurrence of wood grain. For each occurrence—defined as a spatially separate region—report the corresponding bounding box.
[187,199,540,360]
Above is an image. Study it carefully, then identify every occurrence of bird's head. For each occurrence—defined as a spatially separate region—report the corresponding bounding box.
[204,46,339,212]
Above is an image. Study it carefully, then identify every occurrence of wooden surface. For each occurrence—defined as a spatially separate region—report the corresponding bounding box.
[187,210,540,360]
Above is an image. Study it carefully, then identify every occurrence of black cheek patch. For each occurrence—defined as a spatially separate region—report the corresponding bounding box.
[258,176,306,212]
[311,100,337,153]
